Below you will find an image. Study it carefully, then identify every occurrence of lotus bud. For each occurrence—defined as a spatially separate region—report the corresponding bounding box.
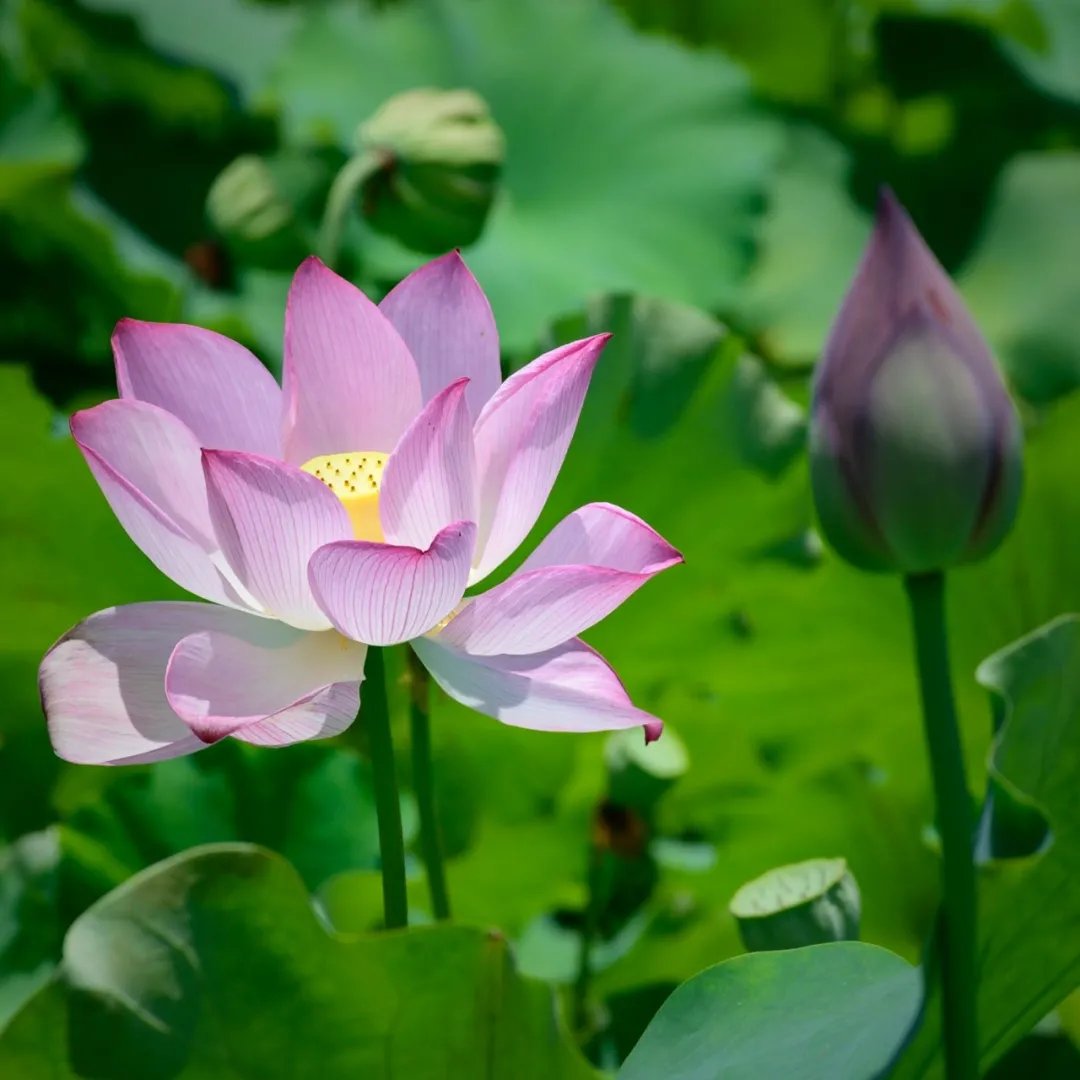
[207,152,331,269]
[809,189,1022,574]
[356,88,505,253]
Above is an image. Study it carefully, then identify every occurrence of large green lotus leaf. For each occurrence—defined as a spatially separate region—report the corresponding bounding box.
[999,0,1080,105]
[957,152,1080,404]
[78,0,301,102]
[733,125,868,369]
[892,615,1080,1078]
[270,0,782,351]
[617,941,921,1080]
[0,844,599,1079]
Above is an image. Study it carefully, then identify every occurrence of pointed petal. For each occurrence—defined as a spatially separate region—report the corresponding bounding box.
[71,400,243,607]
[437,503,682,655]
[817,187,997,438]
[379,251,501,417]
[471,334,608,581]
[379,378,476,550]
[309,522,476,646]
[164,623,365,744]
[114,319,282,456]
[411,636,662,736]
[39,602,259,765]
[282,257,422,463]
[202,450,351,631]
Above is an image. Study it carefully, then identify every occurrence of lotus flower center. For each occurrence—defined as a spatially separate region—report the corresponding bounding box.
[301,451,386,542]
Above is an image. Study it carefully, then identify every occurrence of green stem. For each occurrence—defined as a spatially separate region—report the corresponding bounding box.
[363,645,408,930]
[317,151,384,269]
[904,571,979,1080]
[407,649,451,920]
[572,845,603,1035]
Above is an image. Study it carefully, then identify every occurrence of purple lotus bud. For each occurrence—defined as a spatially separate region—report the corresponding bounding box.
[809,189,1022,574]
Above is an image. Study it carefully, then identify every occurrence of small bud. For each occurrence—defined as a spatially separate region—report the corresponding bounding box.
[357,88,505,253]
[206,152,331,270]
[809,189,1022,574]
[729,857,861,952]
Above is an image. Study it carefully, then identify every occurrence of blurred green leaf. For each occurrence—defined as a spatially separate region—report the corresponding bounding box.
[0,844,599,1079]
[272,0,781,351]
[618,941,921,1080]
[59,740,398,925]
[0,830,59,1029]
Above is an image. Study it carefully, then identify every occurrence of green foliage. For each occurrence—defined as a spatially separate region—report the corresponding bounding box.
[2,0,1080,1074]
[0,845,598,1079]
[618,942,922,1080]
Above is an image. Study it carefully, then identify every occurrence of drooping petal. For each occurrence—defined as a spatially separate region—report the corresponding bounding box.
[379,378,476,550]
[282,257,422,463]
[379,251,501,418]
[164,622,365,744]
[113,319,282,456]
[309,522,476,646]
[71,400,245,607]
[202,450,352,631]
[411,636,662,737]
[39,602,258,765]
[471,334,609,581]
[436,503,682,655]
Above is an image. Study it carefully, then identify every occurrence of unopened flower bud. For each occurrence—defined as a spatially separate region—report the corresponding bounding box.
[809,189,1022,574]
[357,88,504,253]
[207,152,331,269]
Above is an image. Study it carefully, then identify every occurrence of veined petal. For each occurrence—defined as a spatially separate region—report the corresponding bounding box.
[113,319,282,457]
[436,503,682,655]
[309,521,476,646]
[379,251,501,418]
[411,636,662,737]
[71,400,244,607]
[164,623,365,744]
[379,379,476,550]
[202,450,352,631]
[471,335,608,581]
[39,602,258,765]
[282,257,422,463]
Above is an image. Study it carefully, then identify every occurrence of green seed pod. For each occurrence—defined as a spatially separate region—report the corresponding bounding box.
[356,88,505,254]
[729,857,861,952]
[809,190,1023,574]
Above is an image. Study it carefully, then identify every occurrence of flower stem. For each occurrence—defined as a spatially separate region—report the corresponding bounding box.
[363,645,408,930]
[406,649,451,920]
[317,151,385,270]
[904,571,978,1080]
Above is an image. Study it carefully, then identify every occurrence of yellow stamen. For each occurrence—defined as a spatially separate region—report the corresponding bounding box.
[301,450,387,541]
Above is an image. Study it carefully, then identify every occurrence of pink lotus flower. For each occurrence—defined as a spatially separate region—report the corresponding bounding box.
[40,254,681,765]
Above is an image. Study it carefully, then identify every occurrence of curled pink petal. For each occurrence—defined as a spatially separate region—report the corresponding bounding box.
[379,378,477,550]
[471,334,609,581]
[71,400,244,607]
[282,257,422,463]
[164,623,366,744]
[38,602,267,765]
[411,636,662,737]
[114,319,282,456]
[379,251,501,418]
[438,503,681,655]
[309,521,476,646]
[202,450,352,631]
